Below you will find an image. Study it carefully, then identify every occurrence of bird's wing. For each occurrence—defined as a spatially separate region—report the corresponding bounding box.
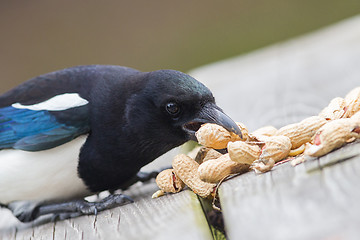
[0,95,90,151]
[0,65,140,151]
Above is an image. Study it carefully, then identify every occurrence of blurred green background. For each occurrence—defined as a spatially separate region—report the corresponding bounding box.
[1,0,359,93]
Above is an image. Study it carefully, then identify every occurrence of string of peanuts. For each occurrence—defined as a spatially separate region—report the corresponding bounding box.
[152,87,360,199]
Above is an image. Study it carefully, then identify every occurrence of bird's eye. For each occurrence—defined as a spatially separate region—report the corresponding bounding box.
[166,102,181,117]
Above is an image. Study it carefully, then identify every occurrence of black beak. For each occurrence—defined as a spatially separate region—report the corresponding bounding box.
[183,103,242,141]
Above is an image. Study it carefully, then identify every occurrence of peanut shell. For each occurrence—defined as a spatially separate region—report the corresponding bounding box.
[343,87,360,118]
[195,123,232,149]
[304,118,360,157]
[251,125,277,137]
[319,97,346,120]
[228,141,261,164]
[155,169,185,193]
[276,116,327,149]
[259,135,291,163]
[350,110,360,123]
[194,147,211,164]
[202,149,223,162]
[152,190,165,198]
[252,158,275,173]
[290,155,306,166]
[230,122,249,141]
[198,154,249,183]
[172,154,216,198]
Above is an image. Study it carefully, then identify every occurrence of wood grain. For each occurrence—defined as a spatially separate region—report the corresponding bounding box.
[219,142,360,240]
[0,182,213,240]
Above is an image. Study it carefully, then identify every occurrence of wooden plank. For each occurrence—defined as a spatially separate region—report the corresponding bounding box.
[219,142,360,240]
[0,182,213,240]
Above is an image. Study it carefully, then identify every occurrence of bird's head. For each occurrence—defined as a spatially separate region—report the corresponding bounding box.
[124,70,241,152]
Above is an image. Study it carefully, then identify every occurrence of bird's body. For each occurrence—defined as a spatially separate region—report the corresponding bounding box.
[0,65,241,221]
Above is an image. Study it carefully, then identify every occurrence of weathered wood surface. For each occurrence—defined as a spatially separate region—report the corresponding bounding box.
[219,142,360,240]
[0,142,215,239]
[0,182,213,240]
[189,15,360,240]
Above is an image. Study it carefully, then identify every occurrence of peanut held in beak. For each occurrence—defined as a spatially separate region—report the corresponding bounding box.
[195,122,248,149]
[195,123,233,149]
[183,103,242,141]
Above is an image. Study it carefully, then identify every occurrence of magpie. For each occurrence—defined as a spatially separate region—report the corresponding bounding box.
[0,65,241,222]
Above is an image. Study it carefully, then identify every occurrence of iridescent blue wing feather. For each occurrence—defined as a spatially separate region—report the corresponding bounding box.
[0,106,89,151]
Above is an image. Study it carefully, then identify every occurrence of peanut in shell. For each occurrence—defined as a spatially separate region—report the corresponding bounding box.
[305,118,360,157]
[350,110,360,123]
[259,135,292,163]
[202,149,223,163]
[198,153,249,183]
[276,116,327,149]
[319,97,346,120]
[194,147,211,164]
[195,123,233,149]
[252,158,275,173]
[343,87,360,118]
[227,141,261,164]
[155,169,185,193]
[172,154,216,198]
[194,147,223,165]
[195,122,247,149]
[230,122,249,142]
[251,125,277,138]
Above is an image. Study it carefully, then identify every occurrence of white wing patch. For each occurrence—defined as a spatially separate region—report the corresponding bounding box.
[0,136,91,204]
[12,93,89,111]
